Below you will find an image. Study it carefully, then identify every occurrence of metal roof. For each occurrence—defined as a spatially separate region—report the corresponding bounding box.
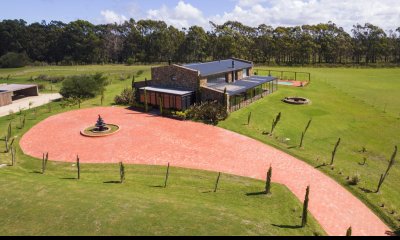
[140,86,194,96]
[183,58,253,77]
[0,84,38,93]
[206,76,277,95]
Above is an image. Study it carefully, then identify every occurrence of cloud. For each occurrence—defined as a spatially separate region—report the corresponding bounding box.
[210,0,400,32]
[100,0,400,32]
[146,1,207,29]
[100,10,128,24]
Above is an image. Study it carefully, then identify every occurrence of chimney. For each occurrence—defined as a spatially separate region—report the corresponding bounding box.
[232,60,235,68]
[168,58,172,66]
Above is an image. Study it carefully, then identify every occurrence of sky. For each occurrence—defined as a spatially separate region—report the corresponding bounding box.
[1,0,400,32]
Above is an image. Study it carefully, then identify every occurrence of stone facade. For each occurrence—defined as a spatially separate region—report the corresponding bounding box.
[225,72,233,83]
[248,67,254,76]
[151,65,200,91]
[200,87,230,111]
[236,70,243,80]
[199,78,208,87]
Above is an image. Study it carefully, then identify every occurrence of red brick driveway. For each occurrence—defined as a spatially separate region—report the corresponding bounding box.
[20,107,390,236]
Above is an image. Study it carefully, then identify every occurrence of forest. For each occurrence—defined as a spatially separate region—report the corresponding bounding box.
[0,18,399,66]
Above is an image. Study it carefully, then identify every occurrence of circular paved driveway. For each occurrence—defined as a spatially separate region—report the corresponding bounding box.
[20,107,390,236]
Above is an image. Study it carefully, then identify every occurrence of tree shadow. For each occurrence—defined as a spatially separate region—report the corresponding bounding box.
[287,145,298,149]
[359,187,374,194]
[104,181,122,184]
[246,191,267,196]
[315,164,326,169]
[150,185,165,188]
[271,224,302,229]
[30,171,42,174]
[60,177,78,180]
[202,190,213,194]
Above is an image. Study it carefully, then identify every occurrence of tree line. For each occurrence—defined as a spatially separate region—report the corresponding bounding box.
[1,19,400,66]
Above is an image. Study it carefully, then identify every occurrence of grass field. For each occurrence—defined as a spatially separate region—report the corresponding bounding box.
[219,67,400,231]
[0,65,324,236]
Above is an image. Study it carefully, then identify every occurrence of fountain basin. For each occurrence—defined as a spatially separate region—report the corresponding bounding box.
[81,124,121,137]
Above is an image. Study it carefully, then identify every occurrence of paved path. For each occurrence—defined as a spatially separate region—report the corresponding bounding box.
[0,93,62,117]
[20,107,390,236]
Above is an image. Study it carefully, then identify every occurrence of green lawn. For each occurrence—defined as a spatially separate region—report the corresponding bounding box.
[219,67,400,231]
[0,65,324,236]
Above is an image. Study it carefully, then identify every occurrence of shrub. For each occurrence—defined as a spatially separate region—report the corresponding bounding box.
[37,84,46,91]
[37,74,65,83]
[187,101,228,125]
[0,52,30,68]
[136,70,144,76]
[172,111,188,120]
[114,88,135,105]
[126,58,135,66]
[348,174,361,186]
[60,73,107,99]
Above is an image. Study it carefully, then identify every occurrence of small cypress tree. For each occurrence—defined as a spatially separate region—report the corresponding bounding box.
[247,112,252,126]
[119,162,125,184]
[270,112,282,135]
[42,152,49,174]
[265,166,272,194]
[5,135,9,153]
[6,137,15,153]
[376,146,397,193]
[10,146,16,166]
[223,88,228,109]
[214,172,221,193]
[77,155,80,180]
[164,162,170,188]
[300,119,312,148]
[131,75,135,89]
[7,122,12,140]
[48,102,52,113]
[301,186,310,228]
[330,138,341,165]
[100,92,105,106]
[346,227,352,236]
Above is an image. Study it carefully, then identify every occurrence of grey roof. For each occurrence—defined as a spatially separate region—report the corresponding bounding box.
[206,76,277,95]
[140,86,194,96]
[0,84,37,93]
[183,58,253,77]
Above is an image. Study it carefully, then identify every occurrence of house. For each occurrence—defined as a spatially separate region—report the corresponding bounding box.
[0,84,39,107]
[134,58,278,112]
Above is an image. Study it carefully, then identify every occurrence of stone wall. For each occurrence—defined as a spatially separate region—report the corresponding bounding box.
[200,87,226,104]
[200,87,230,111]
[0,92,12,107]
[151,65,200,91]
